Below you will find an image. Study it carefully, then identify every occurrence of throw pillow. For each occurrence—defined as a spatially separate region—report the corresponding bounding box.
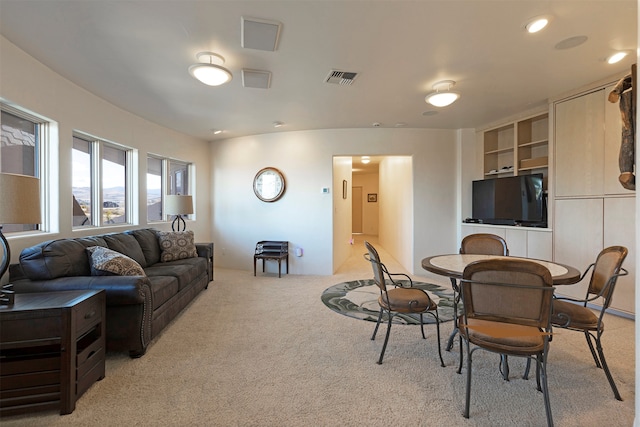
[86,246,146,276]
[157,230,198,262]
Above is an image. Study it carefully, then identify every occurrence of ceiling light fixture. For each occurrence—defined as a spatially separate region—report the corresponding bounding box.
[212,129,223,135]
[361,156,371,164]
[188,52,232,86]
[607,51,628,64]
[273,121,284,128]
[425,80,460,107]
[525,17,549,33]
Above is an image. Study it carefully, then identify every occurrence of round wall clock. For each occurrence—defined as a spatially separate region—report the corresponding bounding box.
[253,167,286,202]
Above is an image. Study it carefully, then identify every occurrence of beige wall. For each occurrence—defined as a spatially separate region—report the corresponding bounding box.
[210,128,462,275]
[352,172,379,236]
[0,35,213,270]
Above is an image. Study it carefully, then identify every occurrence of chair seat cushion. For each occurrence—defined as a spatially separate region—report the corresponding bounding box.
[551,300,599,330]
[459,317,546,354]
[379,288,436,313]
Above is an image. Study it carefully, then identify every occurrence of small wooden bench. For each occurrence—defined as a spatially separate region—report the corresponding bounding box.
[254,241,289,278]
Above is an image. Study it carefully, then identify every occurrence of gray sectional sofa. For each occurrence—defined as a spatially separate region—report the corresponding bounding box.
[9,228,213,357]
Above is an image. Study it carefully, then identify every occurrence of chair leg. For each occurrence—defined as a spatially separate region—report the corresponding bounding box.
[419,313,426,339]
[463,342,473,418]
[457,335,463,374]
[523,358,531,380]
[585,331,601,368]
[595,334,623,401]
[371,308,384,340]
[539,354,554,427]
[377,313,393,365]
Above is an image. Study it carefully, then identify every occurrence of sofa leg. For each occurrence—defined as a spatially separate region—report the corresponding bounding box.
[129,347,147,358]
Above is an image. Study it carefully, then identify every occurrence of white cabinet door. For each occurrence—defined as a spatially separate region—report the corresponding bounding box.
[604,197,636,314]
[554,90,605,197]
[553,198,604,299]
[527,230,552,261]
[505,228,527,257]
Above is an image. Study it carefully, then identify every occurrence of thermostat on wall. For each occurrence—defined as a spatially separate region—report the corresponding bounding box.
[321,187,330,194]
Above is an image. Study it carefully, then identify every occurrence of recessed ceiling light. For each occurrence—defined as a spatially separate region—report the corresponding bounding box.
[525,17,550,33]
[361,156,370,164]
[212,129,223,135]
[607,51,628,64]
[273,121,284,128]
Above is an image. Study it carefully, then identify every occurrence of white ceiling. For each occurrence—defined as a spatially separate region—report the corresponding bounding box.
[0,1,636,142]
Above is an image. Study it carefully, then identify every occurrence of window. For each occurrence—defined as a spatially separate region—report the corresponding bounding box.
[147,156,162,222]
[0,110,40,233]
[146,156,192,222]
[72,134,132,227]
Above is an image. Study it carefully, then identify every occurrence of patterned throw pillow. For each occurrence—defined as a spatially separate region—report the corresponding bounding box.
[157,230,198,262]
[87,246,146,276]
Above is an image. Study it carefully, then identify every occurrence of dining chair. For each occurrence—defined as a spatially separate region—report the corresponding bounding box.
[448,233,510,354]
[363,241,445,366]
[551,245,628,400]
[459,233,509,256]
[459,258,555,426]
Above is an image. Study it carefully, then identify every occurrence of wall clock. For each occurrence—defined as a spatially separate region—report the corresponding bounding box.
[253,167,286,202]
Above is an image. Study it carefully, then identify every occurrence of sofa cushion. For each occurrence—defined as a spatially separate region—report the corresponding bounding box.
[157,231,198,262]
[144,257,206,291]
[147,275,180,310]
[19,236,108,280]
[103,233,148,268]
[128,228,161,266]
[87,246,146,277]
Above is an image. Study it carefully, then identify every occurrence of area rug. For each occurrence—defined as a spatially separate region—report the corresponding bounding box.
[321,279,456,324]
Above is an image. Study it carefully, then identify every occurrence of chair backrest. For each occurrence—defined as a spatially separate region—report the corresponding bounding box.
[461,259,554,328]
[587,246,628,307]
[460,233,509,256]
[364,241,386,293]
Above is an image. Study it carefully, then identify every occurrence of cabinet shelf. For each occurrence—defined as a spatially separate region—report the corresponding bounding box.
[519,139,548,148]
[484,147,514,155]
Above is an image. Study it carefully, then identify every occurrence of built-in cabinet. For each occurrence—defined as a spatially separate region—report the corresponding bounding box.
[553,82,636,315]
[461,224,552,260]
[483,112,549,180]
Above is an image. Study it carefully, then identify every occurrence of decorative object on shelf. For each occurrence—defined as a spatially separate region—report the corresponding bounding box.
[0,173,41,301]
[188,52,232,86]
[368,193,377,202]
[253,167,286,202]
[425,80,460,107]
[165,194,193,231]
[342,180,347,199]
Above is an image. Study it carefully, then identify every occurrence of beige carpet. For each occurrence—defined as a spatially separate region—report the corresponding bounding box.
[3,236,635,426]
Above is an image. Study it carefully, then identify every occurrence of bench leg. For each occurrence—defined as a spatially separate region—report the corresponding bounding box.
[254,257,257,276]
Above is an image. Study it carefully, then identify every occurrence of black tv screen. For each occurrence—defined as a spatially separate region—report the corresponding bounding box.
[472,174,545,226]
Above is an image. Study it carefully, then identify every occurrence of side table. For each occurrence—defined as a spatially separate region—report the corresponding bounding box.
[0,289,106,416]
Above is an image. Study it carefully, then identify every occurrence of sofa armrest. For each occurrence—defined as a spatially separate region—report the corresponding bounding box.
[11,275,151,306]
[196,242,214,281]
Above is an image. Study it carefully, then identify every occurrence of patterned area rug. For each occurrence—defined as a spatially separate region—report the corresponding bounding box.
[321,279,456,324]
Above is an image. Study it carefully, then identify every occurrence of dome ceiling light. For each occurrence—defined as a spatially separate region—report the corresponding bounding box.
[425,80,460,107]
[361,156,371,164]
[189,52,232,86]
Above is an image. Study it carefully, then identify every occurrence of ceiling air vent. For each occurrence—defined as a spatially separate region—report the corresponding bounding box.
[325,70,358,85]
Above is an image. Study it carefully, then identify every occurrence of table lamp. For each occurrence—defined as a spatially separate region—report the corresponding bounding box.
[0,173,41,304]
[165,194,193,231]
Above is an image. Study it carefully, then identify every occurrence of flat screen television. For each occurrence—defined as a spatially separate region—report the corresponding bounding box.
[472,174,546,227]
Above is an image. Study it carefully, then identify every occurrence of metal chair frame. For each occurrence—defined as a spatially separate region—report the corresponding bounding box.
[364,241,444,367]
[552,246,629,401]
[459,259,555,426]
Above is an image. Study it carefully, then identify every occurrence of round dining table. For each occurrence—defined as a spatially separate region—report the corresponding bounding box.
[421,254,582,353]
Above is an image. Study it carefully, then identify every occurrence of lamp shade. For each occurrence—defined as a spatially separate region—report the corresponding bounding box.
[0,173,41,224]
[165,195,194,216]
